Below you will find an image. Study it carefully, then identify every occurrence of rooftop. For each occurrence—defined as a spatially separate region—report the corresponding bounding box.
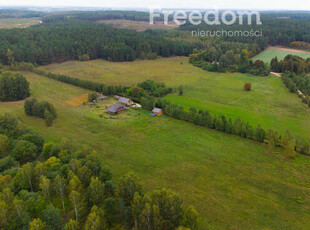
[118,97,131,104]
[152,108,162,113]
[106,103,126,113]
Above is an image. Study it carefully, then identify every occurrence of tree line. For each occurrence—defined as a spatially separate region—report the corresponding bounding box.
[281,72,310,108]
[140,97,310,156]
[0,114,200,229]
[270,55,310,109]
[42,11,152,23]
[270,55,310,74]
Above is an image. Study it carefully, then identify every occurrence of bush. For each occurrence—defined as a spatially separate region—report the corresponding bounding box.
[88,92,98,102]
[78,54,90,61]
[244,83,252,91]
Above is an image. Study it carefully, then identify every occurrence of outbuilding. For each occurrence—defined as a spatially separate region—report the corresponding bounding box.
[118,97,133,106]
[106,104,126,114]
[152,108,163,116]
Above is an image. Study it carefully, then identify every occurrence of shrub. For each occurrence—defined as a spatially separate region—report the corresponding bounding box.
[88,92,98,102]
[78,54,90,61]
[244,82,252,91]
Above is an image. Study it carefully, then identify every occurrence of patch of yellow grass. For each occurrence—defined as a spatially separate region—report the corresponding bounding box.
[65,94,88,107]
[97,19,178,31]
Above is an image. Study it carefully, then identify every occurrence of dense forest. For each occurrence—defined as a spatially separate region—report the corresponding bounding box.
[42,11,152,23]
[180,13,310,46]
[0,114,200,229]
[0,9,45,18]
[0,21,194,65]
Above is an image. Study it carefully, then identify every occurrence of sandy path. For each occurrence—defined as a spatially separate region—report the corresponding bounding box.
[270,72,282,77]
[270,72,305,97]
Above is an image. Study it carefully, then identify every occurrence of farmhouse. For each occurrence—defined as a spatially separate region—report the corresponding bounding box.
[106,104,126,114]
[118,97,133,106]
[152,108,163,116]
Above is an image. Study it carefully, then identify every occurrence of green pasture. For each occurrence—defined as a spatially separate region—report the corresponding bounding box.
[0,71,310,229]
[40,57,310,139]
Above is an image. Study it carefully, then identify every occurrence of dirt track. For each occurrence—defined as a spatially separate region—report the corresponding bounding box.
[269,46,310,54]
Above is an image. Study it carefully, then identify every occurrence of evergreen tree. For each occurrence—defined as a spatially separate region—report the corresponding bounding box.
[255,125,266,143]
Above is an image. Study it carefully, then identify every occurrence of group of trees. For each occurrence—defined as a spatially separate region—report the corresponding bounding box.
[270,55,310,74]
[267,129,310,157]
[24,99,57,126]
[289,41,310,50]
[136,80,172,97]
[0,114,200,229]
[281,72,310,108]
[190,47,269,76]
[0,71,30,101]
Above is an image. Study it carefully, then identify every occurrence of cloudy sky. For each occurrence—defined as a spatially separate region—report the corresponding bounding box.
[2,0,310,10]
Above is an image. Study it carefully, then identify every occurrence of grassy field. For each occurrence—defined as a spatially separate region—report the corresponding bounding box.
[97,19,178,31]
[40,57,310,139]
[0,18,41,29]
[1,71,310,229]
[252,46,310,63]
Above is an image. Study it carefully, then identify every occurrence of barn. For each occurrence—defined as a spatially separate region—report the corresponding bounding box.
[152,108,163,116]
[106,104,126,114]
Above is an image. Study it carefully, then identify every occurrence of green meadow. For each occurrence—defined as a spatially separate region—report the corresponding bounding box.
[252,47,310,63]
[1,71,310,229]
[40,57,310,139]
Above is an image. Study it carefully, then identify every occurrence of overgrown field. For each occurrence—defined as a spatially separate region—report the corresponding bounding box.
[1,71,310,229]
[40,57,310,139]
[97,19,178,31]
[0,18,41,28]
[252,46,310,63]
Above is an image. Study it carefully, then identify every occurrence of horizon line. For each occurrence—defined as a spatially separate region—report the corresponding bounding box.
[1,5,310,12]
